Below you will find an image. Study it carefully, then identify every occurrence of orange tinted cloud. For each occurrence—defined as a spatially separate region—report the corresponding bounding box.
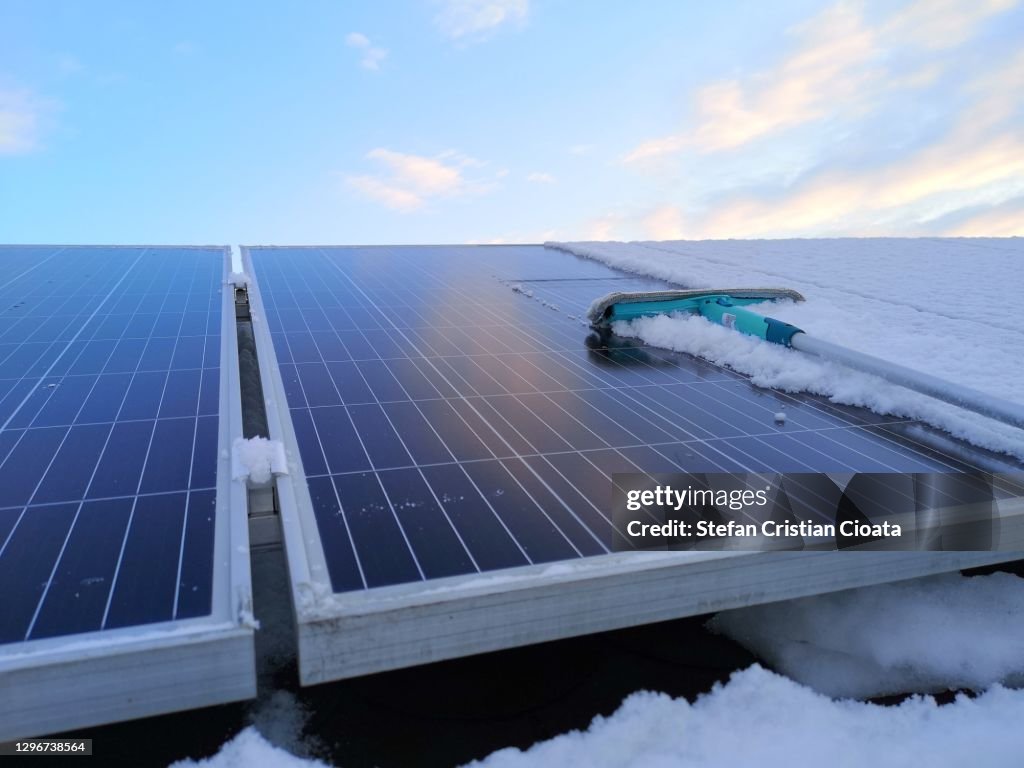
[347,148,492,211]
[624,0,1017,163]
[946,201,1024,236]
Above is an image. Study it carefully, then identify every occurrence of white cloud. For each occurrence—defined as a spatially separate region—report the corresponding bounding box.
[435,0,528,41]
[371,149,463,194]
[468,228,557,244]
[526,171,556,184]
[584,212,625,241]
[625,2,878,161]
[347,176,423,212]
[883,0,1018,50]
[345,32,388,71]
[640,205,685,239]
[686,52,1024,238]
[694,139,1024,238]
[945,199,1024,236]
[437,148,485,169]
[888,62,945,89]
[0,86,45,155]
[346,148,491,211]
[624,134,690,164]
[582,43,1024,242]
[623,0,1016,162]
[558,205,686,242]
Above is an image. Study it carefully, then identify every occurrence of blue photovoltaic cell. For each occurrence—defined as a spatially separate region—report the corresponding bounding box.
[0,246,224,644]
[249,245,1023,596]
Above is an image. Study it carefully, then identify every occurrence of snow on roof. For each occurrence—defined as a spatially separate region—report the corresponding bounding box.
[174,663,1024,768]
[170,727,329,768]
[549,238,1024,460]
[711,571,1024,699]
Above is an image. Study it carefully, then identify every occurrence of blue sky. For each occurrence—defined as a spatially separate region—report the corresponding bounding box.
[2,0,1022,244]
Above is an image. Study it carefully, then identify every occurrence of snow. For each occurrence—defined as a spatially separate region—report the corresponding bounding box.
[176,571,1024,767]
[247,691,319,758]
[508,281,562,312]
[622,310,1024,458]
[547,238,1024,459]
[169,727,328,768]
[231,437,288,485]
[168,664,1024,768]
[228,271,249,287]
[709,571,1024,699]
[465,666,1024,768]
[510,283,534,297]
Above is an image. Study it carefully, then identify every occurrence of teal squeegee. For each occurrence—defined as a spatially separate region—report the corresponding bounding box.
[588,288,1024,431]
[587,288,806,345]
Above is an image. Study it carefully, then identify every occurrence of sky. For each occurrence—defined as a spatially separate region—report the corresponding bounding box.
[1,0,1023,244]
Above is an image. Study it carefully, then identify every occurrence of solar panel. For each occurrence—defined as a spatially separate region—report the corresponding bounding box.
[249,246,1004,585]
[246,245,1019,683]
[0,245,254,739]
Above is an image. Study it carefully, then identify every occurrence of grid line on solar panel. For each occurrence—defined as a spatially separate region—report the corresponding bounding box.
[248,246,1008,596]
[0,246,224,643]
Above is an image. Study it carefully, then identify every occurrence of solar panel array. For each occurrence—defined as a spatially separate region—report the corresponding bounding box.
[0,246,224,644]
[249,246,994,594]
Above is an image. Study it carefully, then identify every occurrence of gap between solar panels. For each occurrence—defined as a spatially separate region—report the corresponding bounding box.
[228,272,284,548]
